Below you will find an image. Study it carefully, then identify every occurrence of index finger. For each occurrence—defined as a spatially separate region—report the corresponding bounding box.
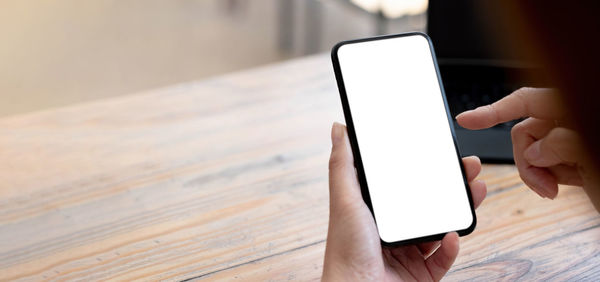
[455,87,565,130]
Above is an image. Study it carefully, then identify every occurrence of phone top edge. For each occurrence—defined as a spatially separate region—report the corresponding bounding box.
[332,32,431,51]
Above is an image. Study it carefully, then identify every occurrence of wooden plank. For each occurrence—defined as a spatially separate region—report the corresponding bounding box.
[0,54,598,281]
[190,165,600,281]
[197,240,325,281]
[447,168,600,280]
[0,55,339,281]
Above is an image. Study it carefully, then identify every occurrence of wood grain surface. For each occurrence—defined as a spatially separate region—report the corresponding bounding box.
[0,54,598,281]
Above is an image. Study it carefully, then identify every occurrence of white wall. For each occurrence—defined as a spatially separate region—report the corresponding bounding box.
[0,0,424,117]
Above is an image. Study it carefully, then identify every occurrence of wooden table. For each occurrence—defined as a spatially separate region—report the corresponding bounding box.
[1,54,599,281]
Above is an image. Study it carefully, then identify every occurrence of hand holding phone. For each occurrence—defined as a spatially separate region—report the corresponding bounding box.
[323,122,487,281]
[331,32,477,245]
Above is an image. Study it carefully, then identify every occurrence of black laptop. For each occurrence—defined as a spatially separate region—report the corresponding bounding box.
[427,0,546,163]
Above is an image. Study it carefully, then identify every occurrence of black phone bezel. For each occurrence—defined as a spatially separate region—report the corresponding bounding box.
[330,32,477,247]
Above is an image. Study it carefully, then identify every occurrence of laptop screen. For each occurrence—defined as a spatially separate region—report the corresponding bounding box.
[427,0,532,67]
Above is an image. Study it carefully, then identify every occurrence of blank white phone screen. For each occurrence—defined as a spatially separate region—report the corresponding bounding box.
[337,34,473,243]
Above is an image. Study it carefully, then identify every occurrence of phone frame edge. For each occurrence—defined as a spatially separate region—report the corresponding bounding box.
[330,31,477,247]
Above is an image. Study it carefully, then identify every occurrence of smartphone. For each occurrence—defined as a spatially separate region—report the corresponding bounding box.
[331,32,476,246]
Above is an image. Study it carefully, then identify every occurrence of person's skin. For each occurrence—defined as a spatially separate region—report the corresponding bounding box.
[322,122,487,281]
[456,87,600,210]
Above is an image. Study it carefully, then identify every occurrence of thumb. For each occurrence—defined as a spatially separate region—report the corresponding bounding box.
[324,123,383,280]
[328,122,362,211]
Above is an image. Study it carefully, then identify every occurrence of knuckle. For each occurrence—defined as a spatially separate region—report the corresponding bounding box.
[511,121,526,138]
[512,88,530,116]
[328,151,346,171]
[513,87,532,97]
[485,104,498,118]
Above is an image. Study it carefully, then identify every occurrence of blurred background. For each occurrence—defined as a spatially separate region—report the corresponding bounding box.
[0,0,427,117]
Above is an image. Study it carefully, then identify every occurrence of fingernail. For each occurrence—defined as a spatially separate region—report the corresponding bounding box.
[331,122,343,145]
[524,141,541,161]
[455,109,475,120]
[530,184,548,199]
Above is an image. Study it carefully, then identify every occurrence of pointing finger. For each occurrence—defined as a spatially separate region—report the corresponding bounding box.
[456,87,565,129]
